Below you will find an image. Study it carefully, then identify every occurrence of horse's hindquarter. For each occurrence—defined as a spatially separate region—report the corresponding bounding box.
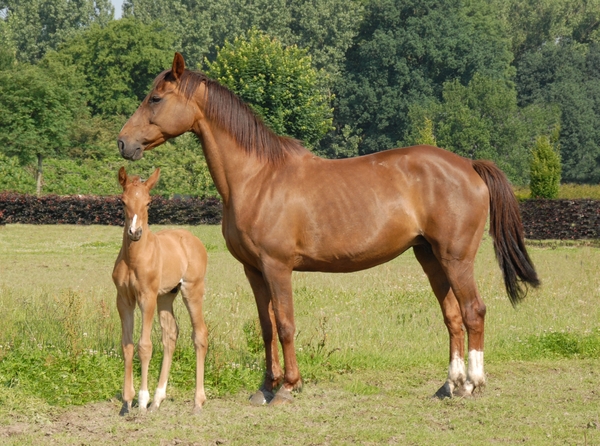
[224,145,489,273]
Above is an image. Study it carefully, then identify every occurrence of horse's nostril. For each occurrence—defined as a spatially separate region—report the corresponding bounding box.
[118,139,125,155]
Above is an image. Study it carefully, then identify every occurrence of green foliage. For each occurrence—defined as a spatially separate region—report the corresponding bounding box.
[413,117,437,147]
[530,131,561,199]
[405,74,559,184]
[0,0,114,63]
[337,0,514,155]
[53,17,177,116]
[0,62,85,165]
[123,0,295,68]
[0,153,35,193]
[204,29,333,148]
[516,41,600,183]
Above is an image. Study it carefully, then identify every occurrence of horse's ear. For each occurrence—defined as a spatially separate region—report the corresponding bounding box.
[145,168,161,191]
[118,167,127,188]
[172,52,185,81]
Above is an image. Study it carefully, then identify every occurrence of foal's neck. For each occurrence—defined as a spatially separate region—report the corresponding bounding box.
[122,221,154,262]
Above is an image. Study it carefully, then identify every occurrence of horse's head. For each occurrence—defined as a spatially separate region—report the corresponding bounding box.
[118,166,161,241]
[117,53,199,160]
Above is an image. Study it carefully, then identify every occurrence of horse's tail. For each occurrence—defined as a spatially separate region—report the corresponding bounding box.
[472,160,540,306]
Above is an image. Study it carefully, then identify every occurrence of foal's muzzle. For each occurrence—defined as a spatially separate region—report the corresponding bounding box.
[128,226,142,241]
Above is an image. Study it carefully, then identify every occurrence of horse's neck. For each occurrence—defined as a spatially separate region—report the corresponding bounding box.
[122,227,155,264]
[192,119,273,206]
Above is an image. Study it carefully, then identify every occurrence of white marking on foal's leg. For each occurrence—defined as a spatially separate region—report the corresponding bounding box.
[463,350,485,394]
[153,384,167,407]
[138,389,150,409]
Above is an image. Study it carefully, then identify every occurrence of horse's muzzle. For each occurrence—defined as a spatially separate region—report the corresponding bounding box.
[118,139,144,161]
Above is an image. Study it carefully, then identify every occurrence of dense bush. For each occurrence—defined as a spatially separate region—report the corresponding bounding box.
[0,193,222,225]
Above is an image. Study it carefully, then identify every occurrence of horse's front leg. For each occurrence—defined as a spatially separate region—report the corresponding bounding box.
[260,260,302,405]
[137,293,157,412]
[244,265,286,405]
[116,292,135,416]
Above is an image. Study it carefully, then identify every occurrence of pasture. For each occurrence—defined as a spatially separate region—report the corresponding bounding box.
[0,224,599,444]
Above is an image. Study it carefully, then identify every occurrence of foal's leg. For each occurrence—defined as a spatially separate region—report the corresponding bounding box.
[117,293,136,415]
[244,265,284,406]
[181,279,208,413]
[414,245,466,398]
[149,292,178,412]
[137,294,157,412]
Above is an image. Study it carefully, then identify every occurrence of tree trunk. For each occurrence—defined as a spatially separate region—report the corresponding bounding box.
[36,154,43,196]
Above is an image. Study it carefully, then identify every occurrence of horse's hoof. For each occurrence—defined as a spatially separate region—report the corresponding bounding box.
[452,384,474,398]
[269,387,294,406]
[249,389,274,406]
[433,382,453,400]
[119,402,132,416]
[148,402,160,413]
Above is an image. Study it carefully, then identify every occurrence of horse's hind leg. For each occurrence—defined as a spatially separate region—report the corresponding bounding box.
[414,244,466,398]
[244,265,285,405]
[181,280,208,413]
[149,291,179,412]
[436,249,487,396]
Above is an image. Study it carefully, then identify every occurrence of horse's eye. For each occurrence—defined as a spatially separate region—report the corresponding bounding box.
[149,95,162,104]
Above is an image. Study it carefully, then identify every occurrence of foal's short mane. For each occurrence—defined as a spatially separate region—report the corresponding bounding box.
[157,69,309,164]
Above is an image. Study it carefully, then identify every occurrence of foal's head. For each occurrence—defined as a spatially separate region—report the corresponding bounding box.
[118,167,161,242]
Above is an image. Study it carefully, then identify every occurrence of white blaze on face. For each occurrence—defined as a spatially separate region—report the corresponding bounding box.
[129,214,138,233]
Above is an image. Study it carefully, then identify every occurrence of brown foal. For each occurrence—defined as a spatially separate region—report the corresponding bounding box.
[112,167,208,415]
[117,53,539,405]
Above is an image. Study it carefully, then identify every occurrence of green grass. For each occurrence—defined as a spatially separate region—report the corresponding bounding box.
[514,182,600,200]
[1,225,600,444]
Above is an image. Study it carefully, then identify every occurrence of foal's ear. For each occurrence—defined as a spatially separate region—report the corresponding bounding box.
[145,168,161,191]
[118,167,127,188]
[171,52,185,81]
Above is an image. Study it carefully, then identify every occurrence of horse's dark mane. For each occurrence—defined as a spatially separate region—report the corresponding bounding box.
[156,69,309,164]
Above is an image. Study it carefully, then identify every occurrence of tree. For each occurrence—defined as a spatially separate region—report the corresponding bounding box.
[405,74,559,184]
[204,29,333,149]
[336,0,514,155]
[516,41,600,183]
[123,0,294,68]
[0,0,114,63]
[0,62,86,194]
[530,131,561,199]
[52,18,178,116]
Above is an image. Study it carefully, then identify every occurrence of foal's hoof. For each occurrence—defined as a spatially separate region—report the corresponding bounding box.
[119,402,132,416]
[269,387,294,406]
[249,388,274,406]
[148,402,160,413]
[192,405,203,415]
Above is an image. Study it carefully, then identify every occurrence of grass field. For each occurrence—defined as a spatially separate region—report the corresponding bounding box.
[0,224,599,444]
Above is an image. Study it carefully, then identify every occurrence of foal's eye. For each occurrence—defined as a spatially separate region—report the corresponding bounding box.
[149,95,162,104]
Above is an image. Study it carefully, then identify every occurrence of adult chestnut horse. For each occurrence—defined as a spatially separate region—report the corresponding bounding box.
[118,53,539,405]
[113,167,208,414]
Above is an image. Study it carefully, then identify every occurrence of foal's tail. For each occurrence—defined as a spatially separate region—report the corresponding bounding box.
[472,160,540,307]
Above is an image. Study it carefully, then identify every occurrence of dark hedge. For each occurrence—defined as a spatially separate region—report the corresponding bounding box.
[519,199,600,240]
[2,194,600,240]
[0,193,222,226]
